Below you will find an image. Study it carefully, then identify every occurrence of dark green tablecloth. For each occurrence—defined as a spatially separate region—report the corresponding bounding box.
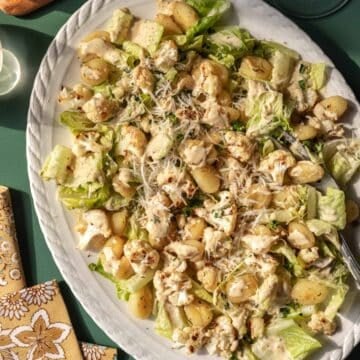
[0,1,359,359]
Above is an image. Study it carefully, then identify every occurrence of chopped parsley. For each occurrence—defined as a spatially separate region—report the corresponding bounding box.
[298,79,307,91]
[182,195,204,217]
[231,120,246,132]
[268,220,279,230]
[299,63,307,74]
[280,306,291,318]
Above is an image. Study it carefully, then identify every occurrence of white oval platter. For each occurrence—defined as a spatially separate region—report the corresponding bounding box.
[26,0,360,359]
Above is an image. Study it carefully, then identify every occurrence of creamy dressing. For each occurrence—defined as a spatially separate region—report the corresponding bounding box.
[252,336,291,360]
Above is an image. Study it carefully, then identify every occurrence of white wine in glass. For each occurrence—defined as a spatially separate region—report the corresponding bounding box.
[0,41,21,96]
[270,0,350,19]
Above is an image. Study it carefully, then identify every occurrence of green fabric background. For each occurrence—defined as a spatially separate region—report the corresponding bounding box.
[0,1,359,359]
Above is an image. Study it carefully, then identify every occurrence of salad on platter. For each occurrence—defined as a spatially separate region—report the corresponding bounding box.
[40,0,360,358]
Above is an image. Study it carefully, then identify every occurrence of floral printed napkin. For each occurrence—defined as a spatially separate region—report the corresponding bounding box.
[0,279,84,359]
[81,342,118,360]
[0,186,25,296]
[0,185,118,359]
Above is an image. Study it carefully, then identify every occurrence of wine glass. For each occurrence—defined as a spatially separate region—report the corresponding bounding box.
[0,41,21,96]
[269,0,350,19]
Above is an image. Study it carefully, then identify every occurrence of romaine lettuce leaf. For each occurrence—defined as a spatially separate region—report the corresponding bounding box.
[103,193,130,211]
[309,63,327,90]
[89,262,154,301]
[58,183,110,209]
[323,140,360,186]
[271,243,305,277]
[122,40,146,59]
[204,26,255,68]
[246,91,292,138]
[324,282,348,321]
[191,280,213,304]
[89,261,130,301]
[254,40,300,61]
[266,319,322,360]
[155,302,173,339]
[92,83,114,98]
[306,219,340,250]
[317,188,346,230]
[126,214,149,241]
[40,145,74,184]
[184,0,231,41]
[117,269,155,293]
[59,111,94,134]
[270,50,296,90]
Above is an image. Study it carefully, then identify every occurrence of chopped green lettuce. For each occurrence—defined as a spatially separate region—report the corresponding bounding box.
[255,40,300,61]
[117,96,146,122]
[260,209,298,224]
[305,185,318,220]
[155,302,173,339]
[324,282,348,321]
[306,219,340,250]
[270,50,296,90]
[183,0,231,41]
[323,140,360,186]
[204,26,255,68]
[122,40,146,59]
[118,270,155,293]
[271,243,305,277]
[103,193,130,211]
[309,63,327,90]
[126,214,149,241]
[89,261,130,300]
[58,183,110,210]
[92,83,113,98]
[191,280,213,304]
[246,91,291,138]
[266,319,322,360]
[40,145,74,184]
[105,8,133,45]
[59,111,94,133]
[89,262,154,301]
[103,156,118,181]
[317,188,346,230]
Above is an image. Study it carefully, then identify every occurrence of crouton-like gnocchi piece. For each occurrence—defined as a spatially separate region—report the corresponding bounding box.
[239,56,273,81]
[294,124,318,141]
[288,161,324,184]
[291,279,329,305]
[288,221,315,249]
[80,58,111,86]
[170,2,199,31]
[314,96,348,120]
[191,166,221,194]
[128,285,154,319]
[184,299,213,327]
[226,274,258,304]
[155,14,183,35]
[110,209,128,236]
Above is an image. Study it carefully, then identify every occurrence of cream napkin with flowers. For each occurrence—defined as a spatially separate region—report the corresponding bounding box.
[0,186,25,296]
[81,342,117,360]
[0,186,117,359]
[0,280,83,359]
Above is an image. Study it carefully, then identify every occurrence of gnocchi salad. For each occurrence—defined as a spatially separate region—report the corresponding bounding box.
[41,0,360,359]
